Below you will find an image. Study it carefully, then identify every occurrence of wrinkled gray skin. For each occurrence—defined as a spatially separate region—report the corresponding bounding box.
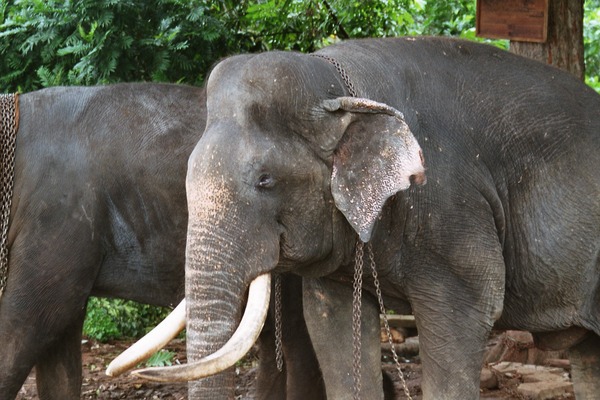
[184,37,600,399]
[0,83,323,400]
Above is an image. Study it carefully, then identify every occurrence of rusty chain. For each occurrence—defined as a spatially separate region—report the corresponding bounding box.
[310,54,359,98]
[275,54,412,398]
[0,93,18,298]
[367,244,413,400]
[352,242,413,400]
[274,274,284,372]
[352,241,365,400]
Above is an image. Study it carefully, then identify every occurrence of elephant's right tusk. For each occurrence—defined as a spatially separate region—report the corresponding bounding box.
[130,273,271,382]
[105,299,186,377]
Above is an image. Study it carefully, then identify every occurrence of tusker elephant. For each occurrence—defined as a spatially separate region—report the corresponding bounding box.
[0,83,324,400]
[126,37,599,399]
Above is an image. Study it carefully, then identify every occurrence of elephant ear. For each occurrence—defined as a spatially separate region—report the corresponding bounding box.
[323,97,423,243]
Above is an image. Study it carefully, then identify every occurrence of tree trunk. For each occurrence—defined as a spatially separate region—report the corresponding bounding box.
[510,0,585,79]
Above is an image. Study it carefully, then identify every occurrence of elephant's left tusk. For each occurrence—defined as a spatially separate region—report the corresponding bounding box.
[130,273,271,382]
[105,299,186,377]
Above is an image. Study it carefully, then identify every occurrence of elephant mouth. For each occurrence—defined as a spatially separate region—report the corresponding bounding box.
[105,273,272,381]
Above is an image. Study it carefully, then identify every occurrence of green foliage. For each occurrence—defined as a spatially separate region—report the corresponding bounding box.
[83,297,172,342]
[0,0,230,91]
[1,0,597,92]
[585,0,600,91]
[145,349,176,367]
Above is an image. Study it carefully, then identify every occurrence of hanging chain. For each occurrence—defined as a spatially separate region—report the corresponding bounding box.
[0,93,18,298]
[366,244,413,400]
[300,54,413,398]
[274,274,284,372]
[352,241,365,400]
[310,54,359,97]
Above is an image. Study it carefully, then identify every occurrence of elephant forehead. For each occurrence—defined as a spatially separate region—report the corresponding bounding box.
[208,54,327,122]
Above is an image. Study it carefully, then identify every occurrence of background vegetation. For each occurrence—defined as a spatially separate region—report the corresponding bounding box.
[1,0,599,340]
[2,0,599,93]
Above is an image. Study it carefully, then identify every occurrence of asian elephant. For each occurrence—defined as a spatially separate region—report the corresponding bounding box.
[126,36,600,399]
[0,83,203,400]
[0,83,324,400]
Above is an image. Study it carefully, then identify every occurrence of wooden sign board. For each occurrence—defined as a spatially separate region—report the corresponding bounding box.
[476,0,548,43]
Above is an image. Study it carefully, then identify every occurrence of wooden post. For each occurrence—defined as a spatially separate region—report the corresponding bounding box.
[510,0,585,80]
[476,0,585,80]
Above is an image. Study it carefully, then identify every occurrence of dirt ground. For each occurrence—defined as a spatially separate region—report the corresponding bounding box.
[16,334,574,400]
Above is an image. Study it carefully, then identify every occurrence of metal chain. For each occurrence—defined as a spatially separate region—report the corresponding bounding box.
[274,274,284,372]
[352,241,365,400]
[310,54,358,97]
[314,52,366,400]
[309,54,413,398]
[366,244,413,400]
[0,93,18,297]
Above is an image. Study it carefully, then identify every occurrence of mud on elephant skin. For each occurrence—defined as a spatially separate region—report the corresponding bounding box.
[0,84,323,400]
[128,37,600,399]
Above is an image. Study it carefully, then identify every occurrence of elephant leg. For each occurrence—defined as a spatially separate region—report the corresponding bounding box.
[280,275,326,400]
[0,308,36,400]
[256,274,326,400]
[35,314,85,400]
[0,282,89,400]
[0,270,48,399]
[303,277,383,400]
[0,230,100,400]
[569,332,600,399]
[409,289,497,399]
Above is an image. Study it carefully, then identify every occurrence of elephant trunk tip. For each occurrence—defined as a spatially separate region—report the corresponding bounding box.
[127,273,272,382]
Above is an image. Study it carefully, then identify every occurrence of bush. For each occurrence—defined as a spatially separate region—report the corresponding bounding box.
[585,0,600,91]
[0,0,231,91]
[83,297,172,342]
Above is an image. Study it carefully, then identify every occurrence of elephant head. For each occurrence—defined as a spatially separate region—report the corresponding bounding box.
[109,51,425,397]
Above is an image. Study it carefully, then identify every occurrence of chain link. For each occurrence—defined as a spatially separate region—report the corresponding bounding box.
[308,54,413,398]
[274,274,284,372]
[0,93,18,298]
[310,54,359,97]
[367,244,413,400]
[352,241,364,400]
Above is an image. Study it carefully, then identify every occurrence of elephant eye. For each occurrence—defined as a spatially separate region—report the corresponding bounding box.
[256,173,275,189]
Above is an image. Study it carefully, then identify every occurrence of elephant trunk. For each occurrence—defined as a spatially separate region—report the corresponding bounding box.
[186,275,271,398]
[124,155,279,397]
[114,273,270,383]
[130,210,275,400]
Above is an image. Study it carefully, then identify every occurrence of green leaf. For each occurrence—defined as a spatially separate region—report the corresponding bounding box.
[145,350,176,367]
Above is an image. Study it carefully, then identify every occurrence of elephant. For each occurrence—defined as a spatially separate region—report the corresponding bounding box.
[122,36,599,399]
[0,83,325,400]
[0,82,203,399]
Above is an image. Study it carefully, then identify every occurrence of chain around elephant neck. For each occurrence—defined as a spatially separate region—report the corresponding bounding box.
[353,241,413,400]
[273,53,360,376]
[311,54,358,97]
[0,93,19,297]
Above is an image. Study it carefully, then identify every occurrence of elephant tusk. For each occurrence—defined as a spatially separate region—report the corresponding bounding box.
[105,299,186,377]
[131,273,272,382]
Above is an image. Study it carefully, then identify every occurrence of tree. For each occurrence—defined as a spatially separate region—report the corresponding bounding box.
[0,0,231,91]
[509,0,585,79]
